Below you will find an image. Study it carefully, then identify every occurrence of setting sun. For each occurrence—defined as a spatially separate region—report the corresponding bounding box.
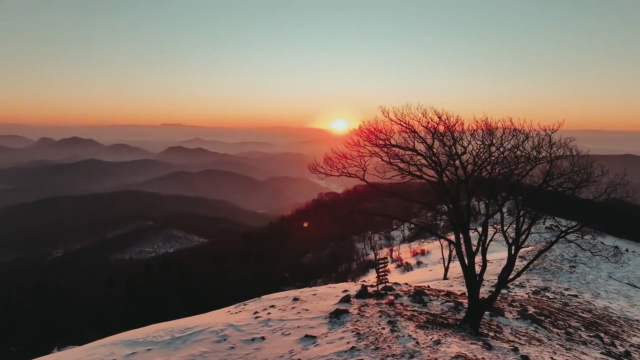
[329,119,350,133]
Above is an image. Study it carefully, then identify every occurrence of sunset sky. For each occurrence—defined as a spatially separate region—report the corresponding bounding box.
[1,0,639,130]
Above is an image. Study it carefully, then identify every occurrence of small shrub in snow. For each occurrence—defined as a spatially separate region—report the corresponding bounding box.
[402,261,414,272]
[410,248,430,257]
[415,260,424,267]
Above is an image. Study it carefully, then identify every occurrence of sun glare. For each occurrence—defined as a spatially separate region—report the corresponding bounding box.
[329,119,350,133]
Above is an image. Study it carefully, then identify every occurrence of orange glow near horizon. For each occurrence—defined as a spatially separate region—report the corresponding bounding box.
[1,107,640,131]
[0,101,638,131]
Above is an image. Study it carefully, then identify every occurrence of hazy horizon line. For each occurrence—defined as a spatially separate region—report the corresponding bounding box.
[1,122,640,133]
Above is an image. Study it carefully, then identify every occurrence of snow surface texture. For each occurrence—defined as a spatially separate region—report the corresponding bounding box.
[39,236,640,360]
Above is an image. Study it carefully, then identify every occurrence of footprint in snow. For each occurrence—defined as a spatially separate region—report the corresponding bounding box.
[298,334,318,346]
[241,336,266,345]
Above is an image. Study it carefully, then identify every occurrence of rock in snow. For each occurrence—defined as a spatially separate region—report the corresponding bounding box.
[328,308,350,319]
[354,284,370,299]
[337,294,351,304]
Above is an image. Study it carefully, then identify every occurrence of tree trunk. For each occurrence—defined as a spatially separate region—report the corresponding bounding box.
[459,275,500,335]
[441,240,454,280]
[442,264,450,280]
[461,300,487,334]
[460,296,489,335]
[461,281,504,335]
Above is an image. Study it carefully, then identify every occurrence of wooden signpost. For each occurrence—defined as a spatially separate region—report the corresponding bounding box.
[374,257,390,291]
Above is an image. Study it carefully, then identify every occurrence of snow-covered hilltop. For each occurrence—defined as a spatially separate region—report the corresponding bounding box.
[110,229,210,260]
[39,236,640,360]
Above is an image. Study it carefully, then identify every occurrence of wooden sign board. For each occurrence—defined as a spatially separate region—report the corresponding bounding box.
[375,257,390,286]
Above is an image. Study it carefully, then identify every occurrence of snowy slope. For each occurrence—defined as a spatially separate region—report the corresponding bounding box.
[39,236,640,360]
[110,229,209,260]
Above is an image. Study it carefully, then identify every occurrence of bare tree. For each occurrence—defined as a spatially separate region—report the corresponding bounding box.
[399,221,412,245]
[309,104,631,334]
[362,231,382,261]
[383,231,398,259]
[418,210,456,280]
[438,238,455,280]
[353,235,370,269]
[362,231,385,290]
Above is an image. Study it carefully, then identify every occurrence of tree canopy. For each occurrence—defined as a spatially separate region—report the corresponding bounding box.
[310,104,632,333]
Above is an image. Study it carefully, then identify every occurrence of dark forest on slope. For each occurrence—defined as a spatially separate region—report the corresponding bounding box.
[0,186,403,360]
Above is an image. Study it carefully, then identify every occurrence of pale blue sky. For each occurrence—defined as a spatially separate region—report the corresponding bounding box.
[1,0,639,129]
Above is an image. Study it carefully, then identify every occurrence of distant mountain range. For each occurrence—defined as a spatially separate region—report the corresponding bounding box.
[0,154,329,212]
[0,136,152,166]
[0,159,175,207]
[0,159,173,188]
[179,137,275,152]
[3,136,639,212]
[0,135,34,148]
[153,146,314,177]
[592,154,640,182]
[0,124,335,144]
[122,169,327,212]
[0,135,320,182]
[0,126,347,156]
[0,136,346,189]
[155,146,238,164]
[591,154,640,202]
[0,136,315,174]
